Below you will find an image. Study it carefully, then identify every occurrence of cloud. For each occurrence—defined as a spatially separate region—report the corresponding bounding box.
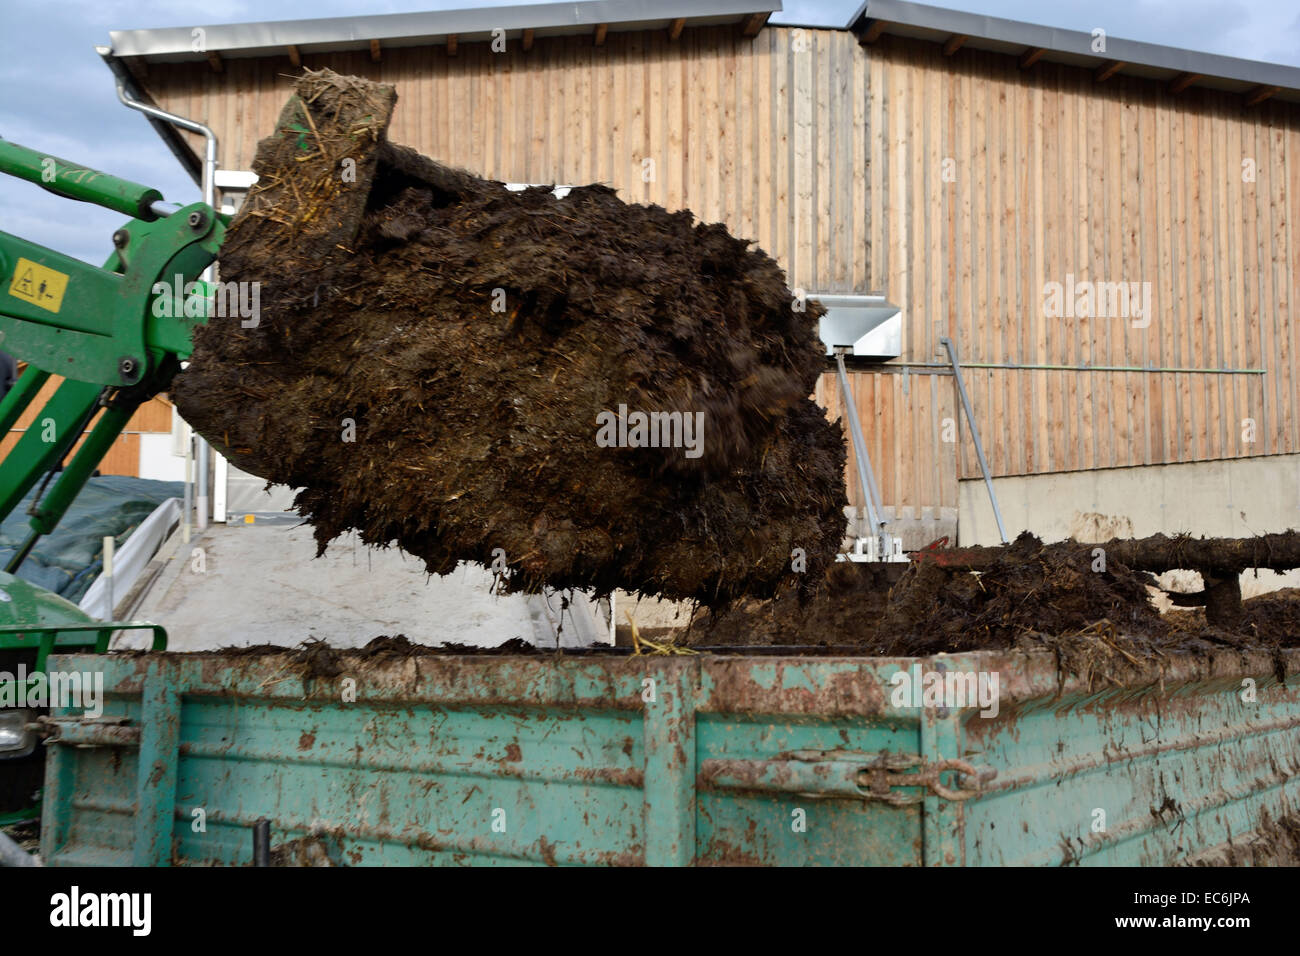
[0,193,127,264]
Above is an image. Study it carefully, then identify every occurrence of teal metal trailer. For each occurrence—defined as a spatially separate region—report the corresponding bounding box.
[35,645,1300,866]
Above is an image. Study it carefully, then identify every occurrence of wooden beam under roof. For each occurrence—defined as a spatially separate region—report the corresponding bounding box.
[860,19,887,43]
[668,18,685,40]
[1169,72,1201,94]
[593,23,607,46]
[1018,47,1045,69]
[1244,84,1280,107]
[286,44,301,67]
[1094,60,1124,82]
[522,28,534,51]
[446,34,458,56]
[207,51,223,73]
[369,38,381,62]
[741,13,768,37]
[942,34,967,56]
[125,56,148,81]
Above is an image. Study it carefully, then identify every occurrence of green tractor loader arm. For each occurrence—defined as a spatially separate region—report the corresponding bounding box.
[0,137,221,821]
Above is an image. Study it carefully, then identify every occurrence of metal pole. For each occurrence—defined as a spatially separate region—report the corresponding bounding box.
[940,337,1008,544]
[114,81,217,532]
[253,819,271,867]
[102,535,114,619]
[834,350,884,546]
[839,360,1267,375]
[182,435,192,545]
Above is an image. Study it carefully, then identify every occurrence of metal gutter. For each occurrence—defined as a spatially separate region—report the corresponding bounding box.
[95,47,201,187]
[875,361,1266,374]
[107,0,780,60]
[846,0,1300,98]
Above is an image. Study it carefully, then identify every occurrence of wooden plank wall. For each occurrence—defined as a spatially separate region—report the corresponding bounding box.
[144,27,871,286]
[2,375,173,477]
[139,24,1300,513]
[867,34,1298,482]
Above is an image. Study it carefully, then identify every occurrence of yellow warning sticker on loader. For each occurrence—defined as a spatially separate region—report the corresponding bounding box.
[8,257,68,313]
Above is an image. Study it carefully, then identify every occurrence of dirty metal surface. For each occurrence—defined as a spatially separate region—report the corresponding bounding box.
[37,646,1300,866]
[960,649,1300,865]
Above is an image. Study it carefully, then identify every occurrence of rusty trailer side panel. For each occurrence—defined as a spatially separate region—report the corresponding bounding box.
[38,648,1300,866]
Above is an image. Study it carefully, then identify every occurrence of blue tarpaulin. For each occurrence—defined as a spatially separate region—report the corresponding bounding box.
[0,476,183,602]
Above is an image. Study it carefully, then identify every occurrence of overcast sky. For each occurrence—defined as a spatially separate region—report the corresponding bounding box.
[2,0,1298,264]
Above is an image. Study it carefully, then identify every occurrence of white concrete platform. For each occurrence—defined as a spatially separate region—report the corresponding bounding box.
[119,519,611,652]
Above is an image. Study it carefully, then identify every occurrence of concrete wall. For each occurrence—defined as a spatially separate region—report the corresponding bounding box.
[958,453,1300,597]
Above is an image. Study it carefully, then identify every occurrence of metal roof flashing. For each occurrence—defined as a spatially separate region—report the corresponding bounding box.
[102,0,1300,100]
[851,0,1300,103]
[107,0,780,60]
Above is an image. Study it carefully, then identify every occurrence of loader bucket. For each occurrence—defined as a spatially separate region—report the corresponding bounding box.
[219,70,398,271]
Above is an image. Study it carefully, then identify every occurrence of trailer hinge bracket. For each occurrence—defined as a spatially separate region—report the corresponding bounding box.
[698,749,996,804]
[38,714,139,748]
[843,750,996,806]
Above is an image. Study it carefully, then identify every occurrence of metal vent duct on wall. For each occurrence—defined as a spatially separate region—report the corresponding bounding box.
[813,293,902,359]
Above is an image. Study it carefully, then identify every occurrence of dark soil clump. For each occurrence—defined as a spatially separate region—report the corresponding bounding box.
[681,560,898,648]
[689,533,1162,652]
[873,532,1164,657]
[173,69,847,607]
[1167,587,1300,645]
[687,533,1300,674]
